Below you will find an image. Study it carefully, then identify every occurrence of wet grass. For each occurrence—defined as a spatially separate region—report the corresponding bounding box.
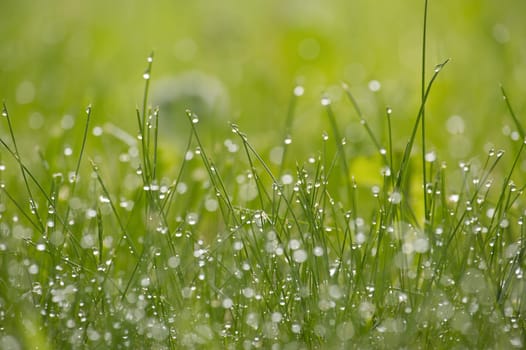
[0,50,525,349]
[1,3,526,348]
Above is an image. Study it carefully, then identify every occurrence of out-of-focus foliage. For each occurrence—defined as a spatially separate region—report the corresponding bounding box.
[1,0,525,157]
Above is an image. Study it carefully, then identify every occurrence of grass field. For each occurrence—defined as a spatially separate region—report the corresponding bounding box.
[1,1,525,349]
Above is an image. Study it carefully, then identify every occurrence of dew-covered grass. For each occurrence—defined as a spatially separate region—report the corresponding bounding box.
[1,3,526,350]
[1,52,525,348]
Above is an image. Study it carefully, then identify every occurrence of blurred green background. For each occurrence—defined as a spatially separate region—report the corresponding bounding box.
[1,0,525,162]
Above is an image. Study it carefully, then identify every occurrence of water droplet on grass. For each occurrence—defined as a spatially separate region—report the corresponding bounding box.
[186,213,198,225]
[356,232,366,244]
[389,191,402,204]
[413,237,429,253]
[176,182,187,194]
[446,115,465,134]
[320,97,331,106]
[336,321,354,341]
[222,298,233,309]
[329,285,342,299]
[243,288,255,299]
[140,277,151,287]
[293,249,308,263]
[233,241,243,251]
[61,114,75,129]
[510,131,520,141]
[449,194,460,203]
[288,239,301,250]
[89,126,103,138]
[368,80,381,92]
[224,139,239,153]
[291,323,302,334]
[313,246,324,256]
[166,256,180,269]
[271,312,282,323]
[294,85,304,96]
[246,312,259,330]
[281,174,293,185]
[425,151,436,162]
[204,198,218,212]
[143,72,151,80]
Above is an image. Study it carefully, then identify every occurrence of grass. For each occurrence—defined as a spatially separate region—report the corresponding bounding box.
[1,4,526,350]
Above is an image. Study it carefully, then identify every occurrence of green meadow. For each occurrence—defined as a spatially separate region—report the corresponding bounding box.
[1,0,525,348]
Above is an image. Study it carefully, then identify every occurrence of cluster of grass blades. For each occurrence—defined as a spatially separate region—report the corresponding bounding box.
[1,3,525,349]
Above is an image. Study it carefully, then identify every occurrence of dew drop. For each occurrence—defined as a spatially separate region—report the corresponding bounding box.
[288,239,301,250]
[222,298,233,309]
[368,80,381,92]
[320,97,331,106]
[294,86,304,97]
[291,323,302,334]
[329,285,342,300]
[446,115,465,135]
[313,246,324,256]
[271,312,282,323]
[92,126,103,136]
[204,198,218,212]
[293,249,308,263]
[168,256,180,268]
[281,174,294,185]
[186,212,198,225]
[336,321,354,341]
[36,243,46,251]
[64,146,73,157]
[176,182,187,194]
[389,191,402,204]
[140,277,151,287]
[425,151,437,162]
